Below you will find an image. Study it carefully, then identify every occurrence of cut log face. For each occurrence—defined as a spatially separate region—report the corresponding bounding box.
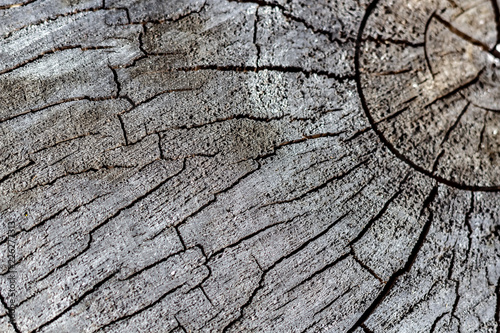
[358,0,500,189]
[0,0,499,332]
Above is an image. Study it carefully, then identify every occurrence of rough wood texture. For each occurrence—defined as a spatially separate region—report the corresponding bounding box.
[0,0,499,332]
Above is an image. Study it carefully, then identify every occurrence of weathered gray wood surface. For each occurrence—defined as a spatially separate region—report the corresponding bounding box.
[0,0,499,332]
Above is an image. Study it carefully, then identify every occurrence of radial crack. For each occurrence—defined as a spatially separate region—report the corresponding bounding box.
[170,65,354,82]
[35,159,187,283]
[97,284,185,331]
[430,312,449,333]
[31,272,118,333]
[261,158,369,208]
[346,185,438,332]
[0,290,21,333]
[209,212,309,260]
[348,172,410,246]
[433,14,500,58]
[440,102,470,147]
[287,252,351,294]
[221,212,349,332]
[0,46,113,76]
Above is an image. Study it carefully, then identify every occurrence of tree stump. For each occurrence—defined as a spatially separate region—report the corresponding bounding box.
[0,0,499,332]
